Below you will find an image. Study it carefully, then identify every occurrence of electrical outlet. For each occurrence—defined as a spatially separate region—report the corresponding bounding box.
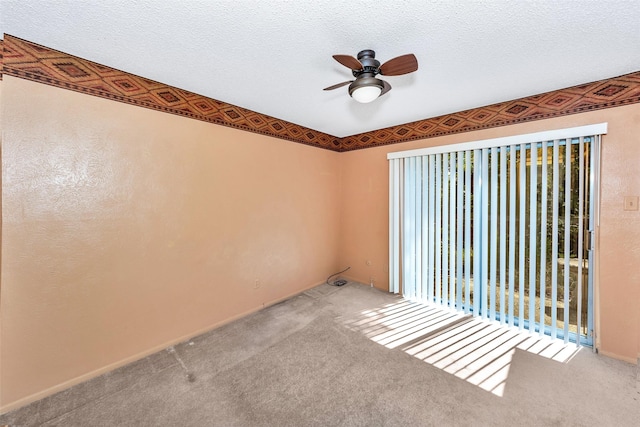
[624,196,639,211]
[254,279,260,289]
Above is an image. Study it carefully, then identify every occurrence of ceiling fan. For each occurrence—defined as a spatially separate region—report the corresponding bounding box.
[324,49,418,103]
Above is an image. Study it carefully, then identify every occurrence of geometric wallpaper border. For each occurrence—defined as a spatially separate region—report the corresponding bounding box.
[341,70,640,151]
[0,35,341,150]
[2,35,640,152]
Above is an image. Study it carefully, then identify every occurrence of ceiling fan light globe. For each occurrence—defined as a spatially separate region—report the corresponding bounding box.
[349,77,385,103]
[351,86,382,103]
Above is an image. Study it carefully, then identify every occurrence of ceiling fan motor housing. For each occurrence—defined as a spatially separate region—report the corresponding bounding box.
[353,49,380,77]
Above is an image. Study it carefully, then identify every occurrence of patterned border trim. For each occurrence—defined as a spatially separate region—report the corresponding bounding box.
[2,35,640,152]
[0,38,4,80]
[1,35,341,150]
[341,71,640,150]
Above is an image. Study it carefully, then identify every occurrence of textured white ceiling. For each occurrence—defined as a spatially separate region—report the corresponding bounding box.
[1,0,639,137]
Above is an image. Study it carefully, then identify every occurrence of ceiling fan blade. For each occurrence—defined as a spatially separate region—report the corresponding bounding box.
[380,80,392,96]
[332,54,363,71]
[323,80,353,91]
[379,54,418,76]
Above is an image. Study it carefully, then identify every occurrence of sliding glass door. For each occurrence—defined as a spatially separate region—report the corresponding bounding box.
[389,125,604,346]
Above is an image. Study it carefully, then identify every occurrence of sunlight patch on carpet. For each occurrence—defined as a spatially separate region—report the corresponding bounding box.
[341,299,581,397]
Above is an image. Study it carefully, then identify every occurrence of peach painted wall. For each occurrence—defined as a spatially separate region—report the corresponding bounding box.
[339,103,640,363]
[0,76,341,410]
[0,80,4,404]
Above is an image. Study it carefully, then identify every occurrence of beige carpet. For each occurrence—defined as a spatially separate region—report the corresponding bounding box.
[2,282,639,426]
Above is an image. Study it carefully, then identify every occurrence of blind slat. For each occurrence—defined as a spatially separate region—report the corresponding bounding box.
[577,137,585,343]
[499,147,507,325]
[551,140,560,339]
[435,154,442,304]
[464,151,472,314]
[518,143,527,330]
[529,145,538,332]
[421,157,429,302]
[456,153,464,310]
[563,141,572,343]
[539,143,548,336]
[449,153,457,308]
[428,156,436,303]
[473,150,482,316]
[489,147,498,321]
[414,157,423,301]
[508,146,517,327]
[442,153,450,307]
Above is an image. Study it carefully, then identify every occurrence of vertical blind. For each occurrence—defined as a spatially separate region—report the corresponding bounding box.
[388,124,606,345]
